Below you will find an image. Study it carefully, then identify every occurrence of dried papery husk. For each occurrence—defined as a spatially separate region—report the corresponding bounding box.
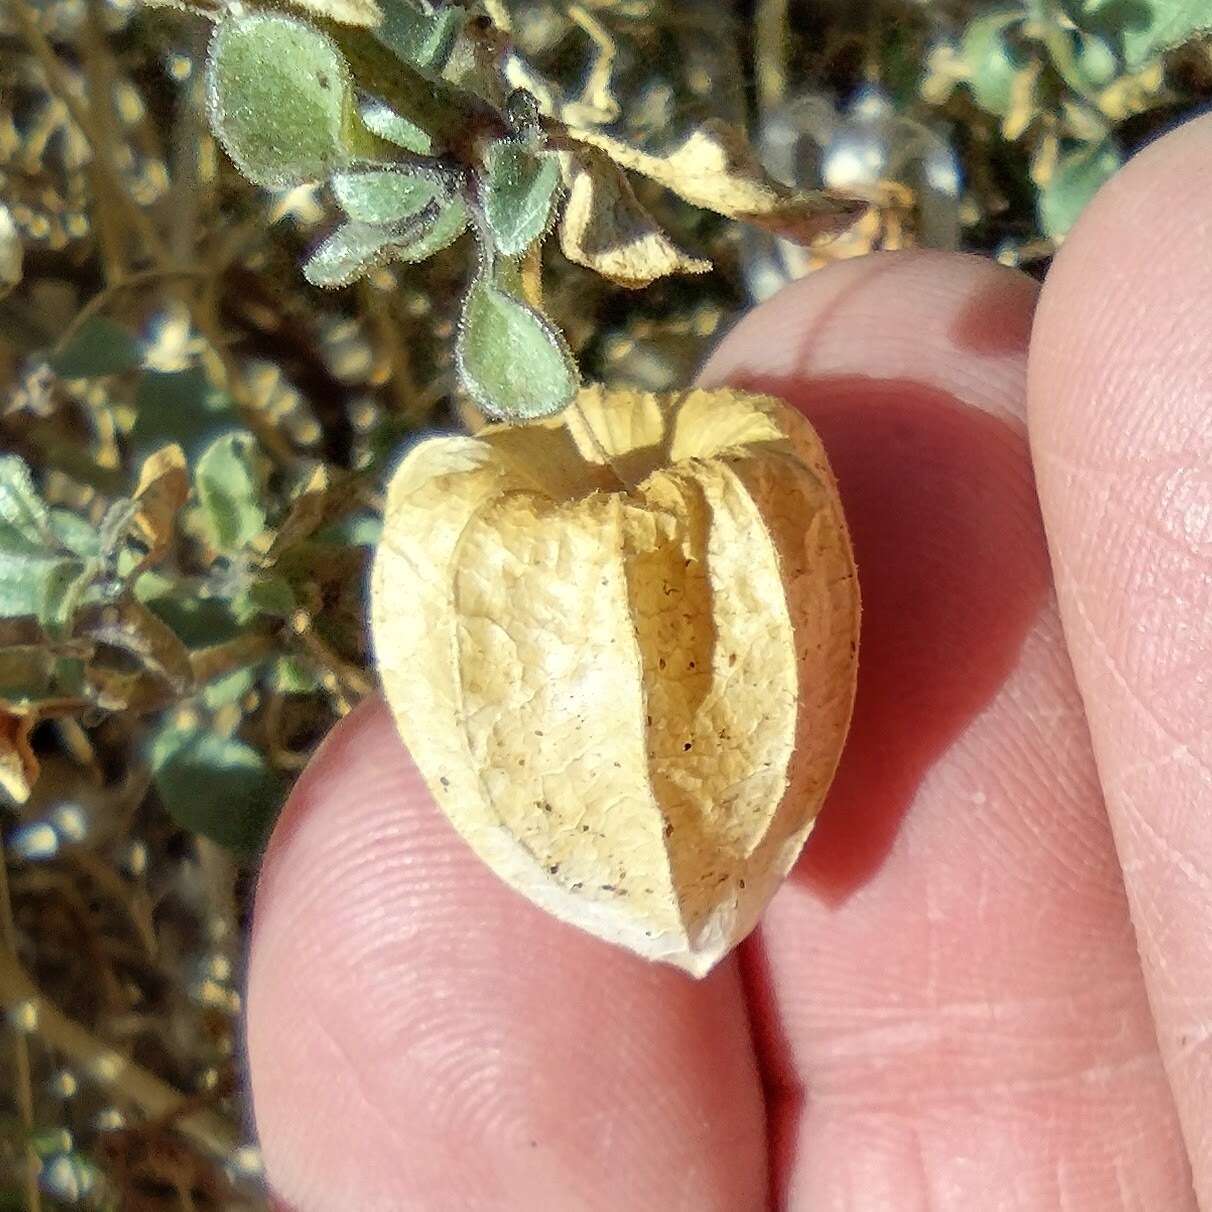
[372,386,859,975]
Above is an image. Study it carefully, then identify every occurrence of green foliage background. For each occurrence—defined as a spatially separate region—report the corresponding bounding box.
[0,0,1210,1206]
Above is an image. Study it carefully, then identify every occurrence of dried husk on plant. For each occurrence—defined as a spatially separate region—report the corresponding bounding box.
[373,386,859,975]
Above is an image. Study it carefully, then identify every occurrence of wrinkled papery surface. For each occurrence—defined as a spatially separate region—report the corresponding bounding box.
[372,386,859,974]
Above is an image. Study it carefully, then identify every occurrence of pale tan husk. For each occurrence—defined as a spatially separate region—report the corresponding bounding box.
[372,386,859,976]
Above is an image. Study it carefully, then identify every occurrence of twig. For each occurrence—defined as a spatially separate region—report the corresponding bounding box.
[190,274,302,470]
[80,0,129,281]
[755,0,790,115]
[290,614,373,700]
[519,243,544,310]
[0,943,239,1161]
[0,840,42,1212]
[189,634,277,686]
[193,841,239,958]
[168,25,210,270]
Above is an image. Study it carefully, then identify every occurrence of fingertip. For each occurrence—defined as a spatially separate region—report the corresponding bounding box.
[701,249,1038,421]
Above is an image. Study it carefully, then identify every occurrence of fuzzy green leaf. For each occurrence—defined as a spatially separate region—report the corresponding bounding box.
[0,548,76,624]
[49,317,142,379]
[361,101,434,154]
[38,559,91,636]
[376,0,463,71]
[304,198,470,286]
[273,654,321,694]
[456,275,577,420]
[482,140,562,256]
[150,725,284,855]
[393,196,471,261]
[303,221,405,287]
[0,455,53,548]
[0,461,91,632]
[131,369,237,458]
[48,510,102,560]
[201,666,257,709]
[195,432,268,552]
[1079,0,1212,69]
[1039,138,1122,239]
[206,13,357,188]
[234,575,297,623]
[960,11,1024,116]
[332,168,442,224]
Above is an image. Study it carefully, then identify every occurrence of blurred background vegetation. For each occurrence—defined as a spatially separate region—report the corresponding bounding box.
[0,0,1209,1207]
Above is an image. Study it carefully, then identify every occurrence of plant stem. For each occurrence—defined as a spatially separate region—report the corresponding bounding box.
[80,0,130,281]
[0,840,42,1212]
[291,615,372,700]
[755,0,790,114]
[322,23,502,151]
[518,244,544,310]
[189,634,277,687]
[167,25,210,270]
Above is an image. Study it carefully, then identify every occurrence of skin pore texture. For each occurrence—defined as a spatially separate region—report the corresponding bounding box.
[246,114,1212,1210]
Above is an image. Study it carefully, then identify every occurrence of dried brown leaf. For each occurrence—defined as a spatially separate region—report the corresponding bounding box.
[560,5,621,126]
[78,600,195,712]
[282,0,383,28]
[482,0,513,31]
[568,118,867,245]
[0,710,38,804]
[0,204,22,299]
[373,386,860,975]
[0,642,55,700]
[558,149,712,289]
[269,465,364,558]
[132,445,190,567]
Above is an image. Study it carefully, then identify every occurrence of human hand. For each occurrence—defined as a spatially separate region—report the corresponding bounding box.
[245,115,1211,1210]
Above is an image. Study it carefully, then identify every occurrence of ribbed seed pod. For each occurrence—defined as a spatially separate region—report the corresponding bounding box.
[373,385,859,975]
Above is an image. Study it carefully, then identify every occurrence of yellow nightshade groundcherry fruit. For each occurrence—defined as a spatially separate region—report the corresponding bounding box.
[372,385,860,976]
